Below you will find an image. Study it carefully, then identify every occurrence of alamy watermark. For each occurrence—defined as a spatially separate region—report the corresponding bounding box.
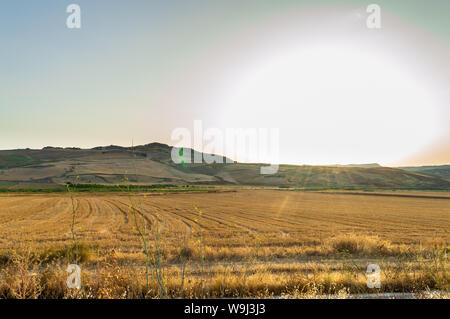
[170,121,280,175]
[66,264,81,289]
[64,4,379,30]
[366,264,381,289]
[366,4,381,29]
[66,4,81,29]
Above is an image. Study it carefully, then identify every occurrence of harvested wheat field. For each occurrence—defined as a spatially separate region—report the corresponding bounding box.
[0,189,448,298]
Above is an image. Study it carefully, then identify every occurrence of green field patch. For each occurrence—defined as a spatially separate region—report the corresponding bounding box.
[0,182,17,187]
[0,184,214,193]
[0,154,42,168]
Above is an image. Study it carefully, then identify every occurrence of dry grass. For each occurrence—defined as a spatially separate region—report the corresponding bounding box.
[0,190,448,298]
[0,248,447,299]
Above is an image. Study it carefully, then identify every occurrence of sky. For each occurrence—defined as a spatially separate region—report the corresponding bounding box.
[0,0,449,166]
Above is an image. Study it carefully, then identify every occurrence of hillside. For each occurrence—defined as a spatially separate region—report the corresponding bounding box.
[399,165,450,181]
[0,143,449,190]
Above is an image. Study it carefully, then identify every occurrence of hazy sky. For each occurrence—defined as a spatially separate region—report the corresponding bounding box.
[1,0,449,166]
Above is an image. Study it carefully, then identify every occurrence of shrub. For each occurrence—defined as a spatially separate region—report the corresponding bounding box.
[328,234,396,256]
[40,243,94,264]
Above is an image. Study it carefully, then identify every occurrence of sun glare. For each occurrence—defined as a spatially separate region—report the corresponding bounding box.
[218,44,443,165]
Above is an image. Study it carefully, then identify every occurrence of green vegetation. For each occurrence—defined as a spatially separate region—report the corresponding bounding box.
[0,184,214,193]
[0,182,16,187]
[0,154,42,168]
[0,243,94,266]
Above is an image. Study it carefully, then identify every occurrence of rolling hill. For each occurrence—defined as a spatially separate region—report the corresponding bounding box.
[0,143,449,190]
[398,165,450,181]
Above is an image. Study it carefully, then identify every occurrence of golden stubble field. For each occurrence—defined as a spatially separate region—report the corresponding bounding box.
[0,189,448,298]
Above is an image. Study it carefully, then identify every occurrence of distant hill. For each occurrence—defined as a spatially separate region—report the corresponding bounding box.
[330,163,381,168]
[398,165,450,181]
[0,143,449,190]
